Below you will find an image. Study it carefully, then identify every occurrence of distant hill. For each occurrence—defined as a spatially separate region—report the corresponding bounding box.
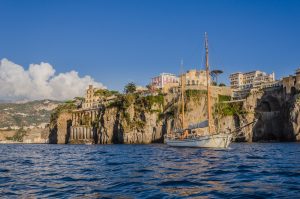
[0,100,62,129]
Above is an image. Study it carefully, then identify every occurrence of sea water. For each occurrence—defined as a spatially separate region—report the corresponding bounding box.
[0,143,299,198]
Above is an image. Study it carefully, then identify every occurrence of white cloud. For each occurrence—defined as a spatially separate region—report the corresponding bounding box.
[0,58,106,101]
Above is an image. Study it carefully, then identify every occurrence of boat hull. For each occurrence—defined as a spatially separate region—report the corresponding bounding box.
[165,133,232,148]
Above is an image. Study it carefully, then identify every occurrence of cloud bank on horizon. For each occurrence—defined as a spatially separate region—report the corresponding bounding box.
[0,58,106,102]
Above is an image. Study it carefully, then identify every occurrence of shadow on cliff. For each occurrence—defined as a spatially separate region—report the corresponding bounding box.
[64,120,72,144]
[48,124,58,144]
[49,119,72,144]
[95,107,106,144]
[252,87,295,141]
[112,112,124,144]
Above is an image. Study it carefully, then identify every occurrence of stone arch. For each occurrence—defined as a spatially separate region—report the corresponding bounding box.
[253,92,284,142]
[257,96,281,112]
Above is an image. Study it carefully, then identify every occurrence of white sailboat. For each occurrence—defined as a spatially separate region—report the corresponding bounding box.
[165,33,233,148]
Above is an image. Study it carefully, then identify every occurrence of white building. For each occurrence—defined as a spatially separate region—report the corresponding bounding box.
[151,73,179,89]
[229,70,275,90]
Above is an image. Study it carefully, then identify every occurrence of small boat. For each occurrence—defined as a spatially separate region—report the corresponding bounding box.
[165,33,233,148]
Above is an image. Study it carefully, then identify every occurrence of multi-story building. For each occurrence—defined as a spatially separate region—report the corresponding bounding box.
[151,73,179,89]
[151,69,212,93]
[183,69,208,86]
[82,85,101,109]
[282,68,300,94]
[229,70,275,90]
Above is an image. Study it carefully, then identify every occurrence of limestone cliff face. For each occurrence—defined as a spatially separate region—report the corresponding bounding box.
[97,102,168,144]
[49,88,300,144]
[285,95,300,141]
[233,88,300,142]
[49,112,72,144]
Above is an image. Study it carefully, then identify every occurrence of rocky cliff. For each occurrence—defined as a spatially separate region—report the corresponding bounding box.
[49,88,300,144]
[95,94,168,144]
[288,96,300,141]
[49,102,75,144]
[49,90,240,144]
[232,87,300,142]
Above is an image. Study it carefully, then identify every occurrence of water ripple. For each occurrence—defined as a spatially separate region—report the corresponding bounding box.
[0,143,299,198]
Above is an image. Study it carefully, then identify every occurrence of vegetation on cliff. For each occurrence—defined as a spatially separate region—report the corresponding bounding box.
[214,102,246,117]
[214,95,246,118]
[185,90,207,101]
[107,92,165,130]
[50,100,77,124]
[124,82,137,94]
[5,128,27,142]
[0,100,60,129]
[94,89,119,97]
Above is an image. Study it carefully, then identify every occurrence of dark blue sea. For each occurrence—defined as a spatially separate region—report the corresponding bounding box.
[0,143,299,198]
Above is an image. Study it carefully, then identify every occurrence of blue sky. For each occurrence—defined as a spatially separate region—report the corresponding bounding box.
[0,0,299,91]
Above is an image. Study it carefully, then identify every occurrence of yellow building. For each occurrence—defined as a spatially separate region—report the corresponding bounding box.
[282,68,300,94]
[182,69,209,86]
[82,85,101,109]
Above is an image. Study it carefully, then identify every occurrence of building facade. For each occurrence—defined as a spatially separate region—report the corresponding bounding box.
[183,69,208,86]
[282,68,300,94]
[82,85,101,109]
[230,70,275,90]
[151,73,179,89]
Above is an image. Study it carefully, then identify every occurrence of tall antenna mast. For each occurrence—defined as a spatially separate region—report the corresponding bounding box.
[205,32,212,134]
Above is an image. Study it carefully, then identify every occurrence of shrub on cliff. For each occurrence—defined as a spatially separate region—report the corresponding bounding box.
[185,89,207,101]
[142,94,164,111]
[218,95,231,102]
[50,101,77,123]
[124,82,137,94]
[214,102,246,117]
[6,128,27,142]
[95,89,119,97]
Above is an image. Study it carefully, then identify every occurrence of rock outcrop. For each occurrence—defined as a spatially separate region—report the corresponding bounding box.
[49,112,72,144]
[233,87,300,142]
[95,94,169,144]
[49,103,75,144]
[49,87,300,144]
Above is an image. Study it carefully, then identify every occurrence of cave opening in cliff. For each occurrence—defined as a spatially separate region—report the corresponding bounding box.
[260,101,272,112]
[258,96,281,112]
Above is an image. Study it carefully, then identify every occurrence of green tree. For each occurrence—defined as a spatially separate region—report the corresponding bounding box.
[219,83,226,87]
[124,82,137,94]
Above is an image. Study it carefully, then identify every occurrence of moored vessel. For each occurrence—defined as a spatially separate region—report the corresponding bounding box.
[165,33,233,148]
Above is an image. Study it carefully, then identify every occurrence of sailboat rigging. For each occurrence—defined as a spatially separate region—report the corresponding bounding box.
[165,33,233,148]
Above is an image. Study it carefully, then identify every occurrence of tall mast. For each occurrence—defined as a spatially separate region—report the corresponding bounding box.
[180,60,185,129]
[205,32,212,134]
